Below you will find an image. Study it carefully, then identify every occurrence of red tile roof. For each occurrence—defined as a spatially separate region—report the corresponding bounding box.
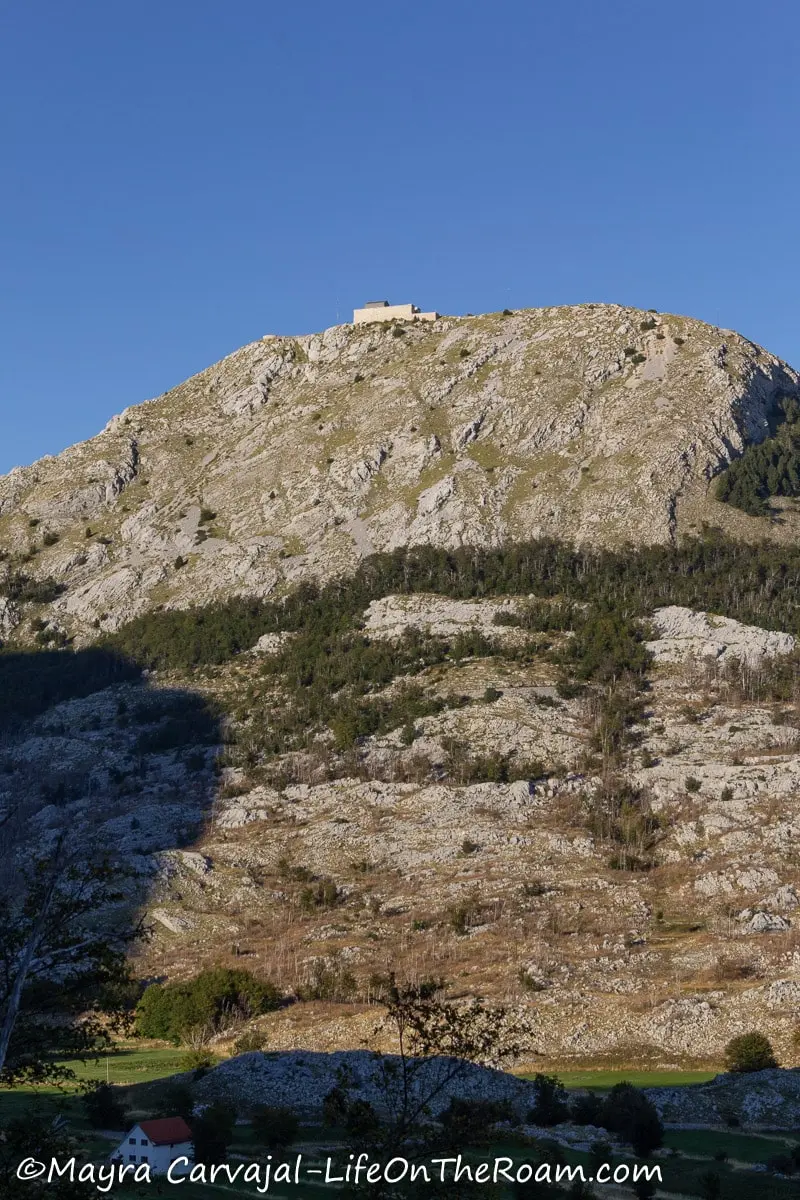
[138,1117,193,1145]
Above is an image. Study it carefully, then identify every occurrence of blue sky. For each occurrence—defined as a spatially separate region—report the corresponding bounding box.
[1,0,798,474]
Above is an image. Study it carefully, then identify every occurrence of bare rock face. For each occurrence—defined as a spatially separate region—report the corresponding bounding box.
[648,606,796,665]
[1,304,798,641]
[363,594,519,640]
[193,1049,537,1119]
[647,1068,800,1128]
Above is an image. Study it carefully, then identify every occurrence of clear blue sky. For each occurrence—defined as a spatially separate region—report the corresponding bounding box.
[1,0,798,474]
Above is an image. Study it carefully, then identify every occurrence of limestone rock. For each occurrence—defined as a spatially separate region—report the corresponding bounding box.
[648,606,795,665]
[0,597,20,637]
[647,1069,800,1128]
[363,593,518,640]
[194,1049,536,1118]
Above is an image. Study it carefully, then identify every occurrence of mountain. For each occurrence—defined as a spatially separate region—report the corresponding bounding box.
[1,304,798,644]
[4,304,800,1071]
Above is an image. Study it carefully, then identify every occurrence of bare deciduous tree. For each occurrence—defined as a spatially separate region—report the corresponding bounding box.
[0,820,137,1085]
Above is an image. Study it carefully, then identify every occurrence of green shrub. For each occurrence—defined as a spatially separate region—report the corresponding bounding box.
[82,1082,127,1130]
[527,1073,569,1126]
[556,610,651,684]
[136,968,281,1043]
[233,1030,267,1053]
[251,1105,299,1152]
[0,571,64,605]
[570,1090,603,1125]
[439,1097,514,1143]
[724,1031,778,1072]
[600,1083,663,1156]
[191,1102,235,1166]
[297,960,357,1002]
[180,1049,215,1074]
[586,781,660,862]
[300,878,341,911]
[400,722,417,745]
[155,1082,195,1120]
[448,902,473,936]
[517,969,546,993]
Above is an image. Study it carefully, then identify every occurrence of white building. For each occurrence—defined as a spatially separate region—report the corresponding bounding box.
[353,300,438,325]
[110,1116,193,1176]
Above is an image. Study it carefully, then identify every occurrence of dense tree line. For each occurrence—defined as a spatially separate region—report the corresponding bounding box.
[527,1073,663,1156]
[106,534,800,677]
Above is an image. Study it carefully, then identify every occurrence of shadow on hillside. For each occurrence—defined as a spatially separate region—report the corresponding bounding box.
[0,643,222,901]
[0,646,141,728]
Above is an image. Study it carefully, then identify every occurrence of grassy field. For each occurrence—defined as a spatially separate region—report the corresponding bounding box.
[655,1155,799,1200]
[664,1126,794,1163]
[44,1047,194,1087]
[520,1067,719,1090]
[0,1046,194,1122]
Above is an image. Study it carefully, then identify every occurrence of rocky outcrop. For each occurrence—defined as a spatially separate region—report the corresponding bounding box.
[194,1049,537,1118]
[647,1068,800,1128]
[648,607,795,665]
[363,594,519,640]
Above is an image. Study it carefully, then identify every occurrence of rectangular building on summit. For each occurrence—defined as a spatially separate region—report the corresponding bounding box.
[353,300,438,325]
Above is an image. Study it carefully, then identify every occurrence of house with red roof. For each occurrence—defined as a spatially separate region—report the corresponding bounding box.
[110,1116,193,1175]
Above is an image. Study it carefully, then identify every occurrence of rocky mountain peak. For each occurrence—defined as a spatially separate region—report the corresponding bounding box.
[1,304,797,642]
